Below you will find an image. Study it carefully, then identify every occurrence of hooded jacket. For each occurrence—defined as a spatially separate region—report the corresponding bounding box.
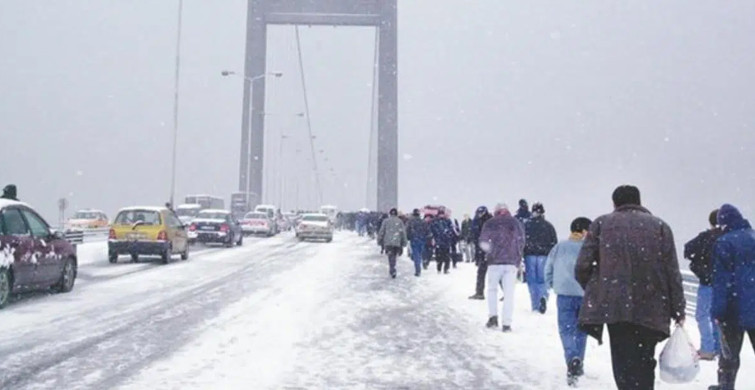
[478,210,525,266]
[378,215,407,248]
[406,215,430,244]
[711,204,755,329]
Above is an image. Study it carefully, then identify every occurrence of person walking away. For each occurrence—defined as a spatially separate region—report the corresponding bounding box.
[406,209,430,277]
[460,214,473,262]
[709,204,755,390]
[684,209,723,361]
[430,209,456,274]
[545,217,592,387]
[422,214,435,269]
[523,202,557,313]
[468,206,492,299]
[450,218,462,268]
[515,199,531,223]
[576,185,685,390]
[479,203,525,332]
[377,208,407,279]
[1,184,18,201]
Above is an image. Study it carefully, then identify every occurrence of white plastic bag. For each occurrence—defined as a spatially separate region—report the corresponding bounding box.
[659,325,700,384]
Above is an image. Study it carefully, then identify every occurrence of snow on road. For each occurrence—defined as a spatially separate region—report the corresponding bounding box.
[1,233,753,389]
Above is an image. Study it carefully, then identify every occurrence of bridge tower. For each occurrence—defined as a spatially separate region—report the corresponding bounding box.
[239,0,398,211]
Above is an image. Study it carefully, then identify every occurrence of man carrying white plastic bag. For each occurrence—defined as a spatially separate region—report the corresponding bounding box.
[659,325,700,383]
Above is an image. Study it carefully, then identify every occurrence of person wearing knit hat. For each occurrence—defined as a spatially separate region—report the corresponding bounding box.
[479,203,525,332]
[523,202,557,314]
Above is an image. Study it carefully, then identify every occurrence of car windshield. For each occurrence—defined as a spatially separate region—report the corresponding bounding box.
[176,208,199,217]
[244,213,267,219]
[199,212,228,220]
[74,212,99,219]
[302,215,328,222]
[114,210,161,226]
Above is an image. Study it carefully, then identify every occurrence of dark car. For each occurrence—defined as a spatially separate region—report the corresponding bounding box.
[0,200,77,308]
[189,209,243,247]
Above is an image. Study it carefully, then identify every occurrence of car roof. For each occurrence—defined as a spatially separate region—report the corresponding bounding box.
[302,213,328,218]
[117,206,166,213]
[199,209,229,214]
[75,209,104,213]
[176,204,202,209]
[0,199,33,210]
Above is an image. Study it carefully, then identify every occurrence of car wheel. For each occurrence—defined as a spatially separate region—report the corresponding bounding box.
[326,237,333,243]
[298,237,305,242]
[236,234,243,246]
[131,254,139,263]
[181,246,189,261]
[162,247,172,264]
[0,268,11,309]
[55,257,76,293]
[109,253,118,264]
[225,234,234,248]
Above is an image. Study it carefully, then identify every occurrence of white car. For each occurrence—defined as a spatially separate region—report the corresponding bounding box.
[240,212,274,236]
[295,213,334,242]
[175,204,202,226]
[254,205,280,234]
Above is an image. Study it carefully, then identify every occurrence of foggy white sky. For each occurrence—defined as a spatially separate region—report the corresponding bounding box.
[1,1,754,244]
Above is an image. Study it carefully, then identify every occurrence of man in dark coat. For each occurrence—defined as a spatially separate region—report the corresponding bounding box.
[430,209,456,274]
[406,208,430,277]
[523,202,557,313]
[460,214,473,262]
[468,206,492,299]
[515,198,531,223]
[684,209,723,360]
[1,184,18,201]
[709,204,755,390]
[575,185,685,390]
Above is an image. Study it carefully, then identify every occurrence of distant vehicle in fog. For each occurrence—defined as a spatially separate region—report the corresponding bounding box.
[240,212,275,237]
[0,199,78,308]
[320,205,339,223]
[66,209,109,231]
[189,209,243,247]
[254,205,280,235]
[175,204,202,225]
[295,213,334,243]
[184,194,224,210]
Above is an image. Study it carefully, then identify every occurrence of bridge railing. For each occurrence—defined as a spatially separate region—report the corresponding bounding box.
[61,228,110,244]
[682,270,698,318]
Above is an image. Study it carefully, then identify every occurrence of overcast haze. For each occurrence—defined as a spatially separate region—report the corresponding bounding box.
[1,1,754,244]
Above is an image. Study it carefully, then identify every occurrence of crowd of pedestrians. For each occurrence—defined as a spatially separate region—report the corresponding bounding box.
[365,184,753,390]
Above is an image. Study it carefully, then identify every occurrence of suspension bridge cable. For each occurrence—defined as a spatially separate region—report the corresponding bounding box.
[294,25,323,206]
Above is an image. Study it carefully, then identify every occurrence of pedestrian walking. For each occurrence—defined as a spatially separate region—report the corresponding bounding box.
[479,203,525,332]
[422,214,434,269]
[430,209,456,274]
[515,198,531,223]
[545,217,592,387]
[468,206,492,299]
[708,204,755,390]
[523,202,557,313]
[576,185,685,390]
[377,208,407,279]
[684,209,723,361]
[407,208,430,277]
[460,214,473,262]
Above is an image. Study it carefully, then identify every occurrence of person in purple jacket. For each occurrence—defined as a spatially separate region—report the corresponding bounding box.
[479,203,526,332]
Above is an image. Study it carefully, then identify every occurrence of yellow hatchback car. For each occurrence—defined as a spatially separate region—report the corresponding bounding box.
[108,206,189,264]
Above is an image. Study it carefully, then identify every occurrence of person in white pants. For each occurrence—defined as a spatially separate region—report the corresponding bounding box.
[478,203,526,332]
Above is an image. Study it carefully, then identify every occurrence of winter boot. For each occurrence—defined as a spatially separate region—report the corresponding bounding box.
[468,294,484,300]
[485,316,498,328]
[569,357,583,377]
[501,325,512,333]
[538,297,547,314]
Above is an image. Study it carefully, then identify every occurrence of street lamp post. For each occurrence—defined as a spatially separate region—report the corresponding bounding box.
[221,70,282,211]
[169,0,184,209]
